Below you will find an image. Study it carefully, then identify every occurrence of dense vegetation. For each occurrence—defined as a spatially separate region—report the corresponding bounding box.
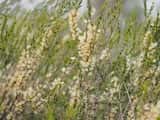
[0,0,160,119]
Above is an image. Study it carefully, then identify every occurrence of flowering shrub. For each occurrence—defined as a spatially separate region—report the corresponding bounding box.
[0,0,160,120]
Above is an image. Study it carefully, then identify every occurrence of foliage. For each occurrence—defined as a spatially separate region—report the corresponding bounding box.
[0,0,160,120]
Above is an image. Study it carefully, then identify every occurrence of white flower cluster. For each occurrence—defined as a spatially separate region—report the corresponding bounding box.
[0,27,55,119]
[8,46,38,89]
[99,48,110,61]
[68,10,100,72]
[68,9,79,40]
[139,101,160,120]
[1,77,64,119]
[85,94,98,120]
[78,22,97,70]
[69,79,80,107]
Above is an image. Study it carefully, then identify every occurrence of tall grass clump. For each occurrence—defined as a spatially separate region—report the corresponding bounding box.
[0,0,160,119]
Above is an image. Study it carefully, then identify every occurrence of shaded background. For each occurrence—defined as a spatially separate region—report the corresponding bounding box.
[1,0,160,14]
